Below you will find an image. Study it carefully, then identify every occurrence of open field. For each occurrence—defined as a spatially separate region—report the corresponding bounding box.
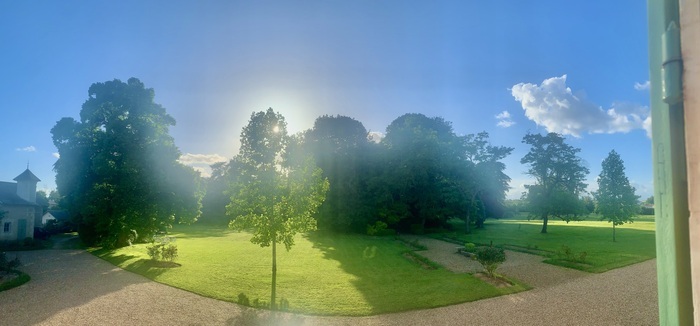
[437,216,656,273]
[91,225,526,316]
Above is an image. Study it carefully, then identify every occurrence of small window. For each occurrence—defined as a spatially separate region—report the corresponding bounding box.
[3,222,10,233]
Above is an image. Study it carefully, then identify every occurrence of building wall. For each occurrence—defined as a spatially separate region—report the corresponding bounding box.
[0,205,36,241]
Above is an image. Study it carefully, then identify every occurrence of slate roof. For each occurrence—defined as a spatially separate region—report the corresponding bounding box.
[14,169,41,182]
[0,181,38,206]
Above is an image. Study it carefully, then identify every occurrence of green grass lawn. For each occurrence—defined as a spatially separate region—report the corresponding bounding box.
[91,225,527,316]
[437,215,656,273]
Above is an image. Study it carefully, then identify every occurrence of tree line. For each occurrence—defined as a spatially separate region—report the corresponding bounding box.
[51,78,641,248]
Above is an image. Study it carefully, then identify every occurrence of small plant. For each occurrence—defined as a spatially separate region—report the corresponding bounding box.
[475,246,506,278]
[237,292,250,306]
[578,251,588,263]
[0,252,21,272]
[556,245,588,264]
[146,236,178,262]
[366,221,388,236]
[463,242,477,253]
[279,297,289,311]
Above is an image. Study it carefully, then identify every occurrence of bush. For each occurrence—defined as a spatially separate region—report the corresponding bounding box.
[0,252,21,272]
[366,221,388,236]
[463,242,476,253]
[409,224,425,235]
[475,246,506,278]
[238,292,250,306]
[146,236,178,262]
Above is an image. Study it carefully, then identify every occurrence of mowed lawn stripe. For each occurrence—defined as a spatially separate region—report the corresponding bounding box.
[439,216,655,273]
[91,225,527,316]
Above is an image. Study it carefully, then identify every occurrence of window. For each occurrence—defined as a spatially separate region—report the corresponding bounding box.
[3,222,10,233]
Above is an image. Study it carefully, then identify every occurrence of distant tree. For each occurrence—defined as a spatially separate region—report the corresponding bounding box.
[51,78,203,248]
[200,159,243,225]
[594,150,640,241]
[227,108,329,310]
[48,190,62,209]
[581,196,596,214]
[35,190,49,214]
[521,133,589,233]
[644,196,654,205]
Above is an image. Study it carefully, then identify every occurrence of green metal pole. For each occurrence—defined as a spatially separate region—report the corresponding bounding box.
[648,0,694,324]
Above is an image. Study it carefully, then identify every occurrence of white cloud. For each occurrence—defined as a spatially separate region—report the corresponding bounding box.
[511,75,651,138]
[16,146,36,152]
[52,152,60,159]
[634,81,650,91]
[368,131,385,143]
[495,110,515,128]
[643,116,652,138]
[178,153,228,178]
[506,178,532,200]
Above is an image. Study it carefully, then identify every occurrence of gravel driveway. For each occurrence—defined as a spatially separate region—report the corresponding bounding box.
[0,239,658,325]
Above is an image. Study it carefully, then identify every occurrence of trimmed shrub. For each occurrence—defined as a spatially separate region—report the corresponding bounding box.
[464,242,477,253]
[475,246,506,278]
[0,252,20,272]
[146,236,178,262]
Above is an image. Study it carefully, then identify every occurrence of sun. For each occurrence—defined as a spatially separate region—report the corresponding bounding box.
[273,125,280,133]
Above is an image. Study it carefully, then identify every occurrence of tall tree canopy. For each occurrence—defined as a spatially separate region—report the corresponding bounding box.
[594,150,639,241]
[461,132,513,231]
[380,113,465,231]
[521,132,589,233]
[304,115,371,232]
[51,78,203,247]
[227,108,329,309]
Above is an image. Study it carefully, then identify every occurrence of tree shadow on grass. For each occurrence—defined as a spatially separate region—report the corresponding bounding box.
[304,231,486,315]
[90,251,172,279]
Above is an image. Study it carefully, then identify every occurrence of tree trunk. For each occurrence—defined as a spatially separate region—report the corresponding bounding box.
[613,224,616,242]
[465,211,471,234]
[541,214,548,233]
[271,238,277,310]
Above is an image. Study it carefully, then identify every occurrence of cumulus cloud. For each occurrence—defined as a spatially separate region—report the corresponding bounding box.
[178,153,228,178]
[511,75,651,138]
[16,146,36,152]
[368,131,385,143]
[634,80,650,91]
[643,116,652,138]
[495,110,515,128]
[52,152,60,159]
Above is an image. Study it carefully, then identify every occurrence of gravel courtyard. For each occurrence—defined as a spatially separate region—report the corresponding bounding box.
[0,238,658,325]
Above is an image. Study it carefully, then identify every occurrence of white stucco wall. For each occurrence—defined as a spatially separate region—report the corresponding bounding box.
[0,206,36,241]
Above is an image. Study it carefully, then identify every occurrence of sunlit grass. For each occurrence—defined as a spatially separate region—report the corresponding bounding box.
[438,215,655,273]
[91,224,527,316]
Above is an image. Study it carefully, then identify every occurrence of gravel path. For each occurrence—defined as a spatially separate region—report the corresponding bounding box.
[400,236,588,288]
[0,239,658,325]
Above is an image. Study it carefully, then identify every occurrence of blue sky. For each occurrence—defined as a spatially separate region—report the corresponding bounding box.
[0,1,651,199]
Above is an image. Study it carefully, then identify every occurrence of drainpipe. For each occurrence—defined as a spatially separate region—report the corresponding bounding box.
[648,0,694,324]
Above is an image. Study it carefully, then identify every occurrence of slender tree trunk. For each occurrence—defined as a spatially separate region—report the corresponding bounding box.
[271,236,277,310]
[613,224,616,242]
[465,211,471,234]
[541,213,548,233]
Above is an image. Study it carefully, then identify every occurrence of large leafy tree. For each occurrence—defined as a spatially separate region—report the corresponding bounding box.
[51,78,203,247]
[381,113,466,231]
[521,133,589,233]
[304,115,371,232]
[227,108,329,309]
[461,132,513,231]
[594,150,639,241]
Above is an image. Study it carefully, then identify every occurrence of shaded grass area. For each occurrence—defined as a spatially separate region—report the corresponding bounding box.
[436,216,655,273]
[0,271,30,292]
[91,224,527,316]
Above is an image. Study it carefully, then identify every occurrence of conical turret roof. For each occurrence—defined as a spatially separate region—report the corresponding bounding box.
[13,169,41,182]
